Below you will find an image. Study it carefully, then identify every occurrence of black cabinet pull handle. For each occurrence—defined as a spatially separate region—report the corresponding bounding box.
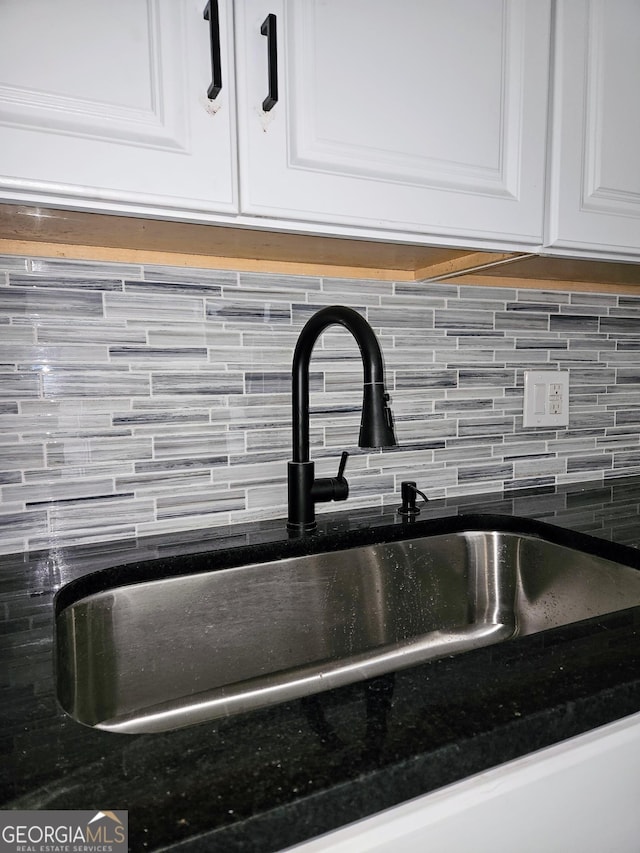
[260,13,278,111]
[203,0,222,100]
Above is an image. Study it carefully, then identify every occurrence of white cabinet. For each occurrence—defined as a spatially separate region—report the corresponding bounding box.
[287,712,640,853]
[235,0,551,249]
[0,0,550,249]
[3,1,638,262]
[545,0,640,260]
[0,0,237,216]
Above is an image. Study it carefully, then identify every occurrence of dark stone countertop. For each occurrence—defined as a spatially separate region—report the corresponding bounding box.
[2,477,640,852]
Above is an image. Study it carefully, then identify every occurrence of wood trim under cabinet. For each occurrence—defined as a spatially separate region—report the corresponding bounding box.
[0,203,639,291]
[0,237,415,282]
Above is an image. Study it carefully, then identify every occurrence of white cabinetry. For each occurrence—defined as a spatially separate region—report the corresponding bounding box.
[545,0,640,260]
[288,712,640,853]
[0,0,550,249]
[0,0,237,216]
[2,1,638,261]
[235,0,551,249]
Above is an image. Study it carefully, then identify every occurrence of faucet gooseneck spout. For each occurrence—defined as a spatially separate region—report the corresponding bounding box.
[288,305,397,533]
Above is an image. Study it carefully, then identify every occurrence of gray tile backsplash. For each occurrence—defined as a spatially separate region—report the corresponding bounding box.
[2,254,640,554]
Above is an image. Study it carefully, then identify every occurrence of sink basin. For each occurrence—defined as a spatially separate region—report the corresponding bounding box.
[55,516,640,734]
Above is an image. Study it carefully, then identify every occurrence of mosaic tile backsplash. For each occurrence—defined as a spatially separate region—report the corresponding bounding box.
[2,253,640,555]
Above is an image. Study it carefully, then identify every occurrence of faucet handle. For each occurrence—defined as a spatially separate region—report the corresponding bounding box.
[309,451,350,505]
[337,450,349,481]
[331,450,349,501]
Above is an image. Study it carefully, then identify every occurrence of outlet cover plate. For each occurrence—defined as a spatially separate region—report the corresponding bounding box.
[523,370,569,428]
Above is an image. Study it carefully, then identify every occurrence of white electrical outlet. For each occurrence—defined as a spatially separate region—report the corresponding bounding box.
[523,370,569,428]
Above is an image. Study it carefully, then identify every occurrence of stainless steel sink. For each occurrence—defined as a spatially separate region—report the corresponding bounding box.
[55,520,640,734]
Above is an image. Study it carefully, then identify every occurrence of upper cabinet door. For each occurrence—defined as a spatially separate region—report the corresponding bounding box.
[546,0,640,260]
[235,0,551,249]
[0,0,237,216]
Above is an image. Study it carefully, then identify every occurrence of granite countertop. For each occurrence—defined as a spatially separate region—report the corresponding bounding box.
[2,477,640,852]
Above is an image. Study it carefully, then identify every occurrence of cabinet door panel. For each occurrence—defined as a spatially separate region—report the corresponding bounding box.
[0,0,237,215]
[546,0,640,259]
[290,2,504,189]
[236,0,550,248]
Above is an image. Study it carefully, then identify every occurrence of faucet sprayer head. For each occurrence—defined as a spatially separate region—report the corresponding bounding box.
[359,382,397,448]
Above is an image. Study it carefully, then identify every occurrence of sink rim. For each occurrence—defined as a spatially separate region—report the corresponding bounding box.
[54,512,640,618]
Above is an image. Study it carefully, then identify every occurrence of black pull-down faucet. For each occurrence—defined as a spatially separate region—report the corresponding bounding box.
[287,305,397,533]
